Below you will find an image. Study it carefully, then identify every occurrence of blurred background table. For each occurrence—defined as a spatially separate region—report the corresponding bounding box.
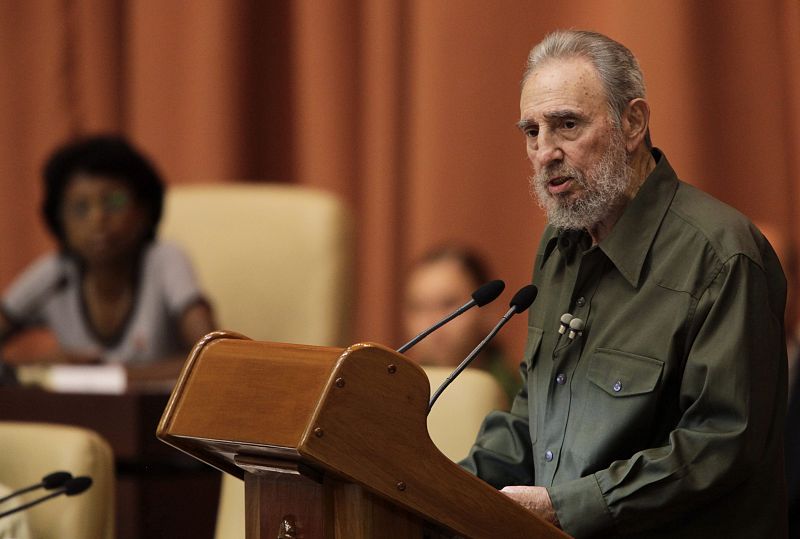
[0,386,220,539]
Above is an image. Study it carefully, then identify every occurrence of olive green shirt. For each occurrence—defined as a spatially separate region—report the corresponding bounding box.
[461,151,788,538]
[481,346,521,405]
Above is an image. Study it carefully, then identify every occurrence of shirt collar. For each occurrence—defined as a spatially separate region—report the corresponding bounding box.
[599,149,677,287]
[539,149,678,288]
[540,228,588,268]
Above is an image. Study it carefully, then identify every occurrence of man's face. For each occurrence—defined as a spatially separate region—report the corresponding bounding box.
[519,57,631,230]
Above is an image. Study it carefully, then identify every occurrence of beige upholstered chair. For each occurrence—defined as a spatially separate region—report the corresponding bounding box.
[0,422,115,539]
[160,183,353,345]
[423,366,508,461]
[160,183,353,539]
[213,472,245,539]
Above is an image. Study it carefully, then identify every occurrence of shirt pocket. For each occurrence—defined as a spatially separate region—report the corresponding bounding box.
[524,326,544,444]
[587,348,664,397]
[572,348,665,467]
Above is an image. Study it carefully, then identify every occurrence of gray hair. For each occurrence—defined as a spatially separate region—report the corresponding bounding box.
[524,30,648,137]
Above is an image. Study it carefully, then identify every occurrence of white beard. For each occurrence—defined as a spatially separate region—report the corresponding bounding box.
[529,130,633,231]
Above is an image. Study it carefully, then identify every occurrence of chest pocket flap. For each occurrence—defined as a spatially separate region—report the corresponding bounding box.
[524,326,544,369]
[587,348,664,397]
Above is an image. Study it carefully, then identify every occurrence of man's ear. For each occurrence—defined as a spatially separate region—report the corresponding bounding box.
[622,98,650,152]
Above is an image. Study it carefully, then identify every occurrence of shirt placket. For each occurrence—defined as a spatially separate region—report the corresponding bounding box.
[540,244,605,486]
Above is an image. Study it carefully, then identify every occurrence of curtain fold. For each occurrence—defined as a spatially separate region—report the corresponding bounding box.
[1,0,797,357]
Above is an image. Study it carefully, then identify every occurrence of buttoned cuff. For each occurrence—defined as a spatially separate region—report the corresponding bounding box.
[547,474,614,538]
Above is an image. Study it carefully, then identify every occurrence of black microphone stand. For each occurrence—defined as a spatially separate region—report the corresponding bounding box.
[427,284,537,414]
[427,308,514,414]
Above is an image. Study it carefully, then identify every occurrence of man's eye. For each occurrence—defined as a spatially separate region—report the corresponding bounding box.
[563,119,577,129]
[525,127,539,138]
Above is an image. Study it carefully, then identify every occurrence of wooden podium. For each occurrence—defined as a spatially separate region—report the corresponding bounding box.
[157,331,569,538]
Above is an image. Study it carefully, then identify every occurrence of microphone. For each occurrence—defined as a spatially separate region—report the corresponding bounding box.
[0,476,92,519]
[558,313,574,334]
[0,471,73,505]
[427,284,538,414]
[397,279,505,354]
[567,317,585,340]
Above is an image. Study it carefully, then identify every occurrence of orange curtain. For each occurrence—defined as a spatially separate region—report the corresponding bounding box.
[1,0,798,360]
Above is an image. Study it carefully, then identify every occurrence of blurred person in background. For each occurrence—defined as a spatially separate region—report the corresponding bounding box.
[402,245,520,403]
[0,135,215,382]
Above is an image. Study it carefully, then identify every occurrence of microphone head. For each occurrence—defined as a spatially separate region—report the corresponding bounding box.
[471,280,505,307]
[569,317,585,331]
[42,471,72,490]
[510,285,538,313]
[64,476,92,496]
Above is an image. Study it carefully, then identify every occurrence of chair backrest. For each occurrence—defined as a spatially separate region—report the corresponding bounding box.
[423,366,508,461]
[214,473,245,539]
[0,422,115,539]
[160,184,353,539]
[160,183,353,346]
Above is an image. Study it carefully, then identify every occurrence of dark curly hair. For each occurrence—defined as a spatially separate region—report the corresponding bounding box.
[41,135,165,247]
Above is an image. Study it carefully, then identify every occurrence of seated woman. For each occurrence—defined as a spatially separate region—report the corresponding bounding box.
[402,245,520,403]
[0,135,215,380]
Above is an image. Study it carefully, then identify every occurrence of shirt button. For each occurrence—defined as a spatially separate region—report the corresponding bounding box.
[545,450,554,462]
[555,373,566,385]
[576,296,586,307]
[613,380,622,392]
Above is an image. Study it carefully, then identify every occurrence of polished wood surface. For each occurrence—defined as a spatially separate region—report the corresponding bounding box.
[302,342,568,538]
[158,332,569,539]
[239,461,441,539]
[245,467,327,539]
[159,331,344,478]
[164,335,340,448]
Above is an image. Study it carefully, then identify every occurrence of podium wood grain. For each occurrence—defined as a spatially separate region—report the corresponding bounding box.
[158,331,570,539]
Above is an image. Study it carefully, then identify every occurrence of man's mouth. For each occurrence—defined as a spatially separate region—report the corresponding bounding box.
[548,176,573,194]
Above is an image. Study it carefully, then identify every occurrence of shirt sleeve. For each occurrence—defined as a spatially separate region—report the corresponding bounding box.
[459,387,536,489]
[548,254,787,537]
[1,254,64,329]
[152,242,207,315]
[459,331,542,488]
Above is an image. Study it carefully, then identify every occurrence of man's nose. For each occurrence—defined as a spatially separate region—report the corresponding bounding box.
[534,130,564,169]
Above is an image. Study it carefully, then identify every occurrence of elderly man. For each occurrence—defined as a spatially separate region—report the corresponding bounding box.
[460,30,788,538]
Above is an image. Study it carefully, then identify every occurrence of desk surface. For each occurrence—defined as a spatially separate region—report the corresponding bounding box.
[0,386,220,539]
[0,387,176,460]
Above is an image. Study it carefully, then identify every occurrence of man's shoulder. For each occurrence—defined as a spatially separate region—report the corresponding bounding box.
[648,180,772,297]
[665,180,761,265]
